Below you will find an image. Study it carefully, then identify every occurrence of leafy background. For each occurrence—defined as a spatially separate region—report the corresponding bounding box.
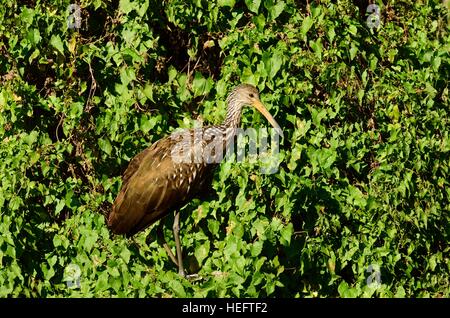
[0,0,449,297]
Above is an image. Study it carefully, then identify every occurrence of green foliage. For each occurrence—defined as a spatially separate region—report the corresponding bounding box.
[0,0,449,297]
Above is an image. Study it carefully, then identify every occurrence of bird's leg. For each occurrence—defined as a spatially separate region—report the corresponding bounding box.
[157,221,178,266]
[173,211,185,277]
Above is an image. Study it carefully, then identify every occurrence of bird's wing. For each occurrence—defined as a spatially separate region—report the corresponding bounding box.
[108,131,212,236]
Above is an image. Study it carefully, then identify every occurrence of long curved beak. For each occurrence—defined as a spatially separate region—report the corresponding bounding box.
[251,99,284,138]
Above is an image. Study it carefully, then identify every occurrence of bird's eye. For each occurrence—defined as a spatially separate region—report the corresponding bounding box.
[249,93,254,98]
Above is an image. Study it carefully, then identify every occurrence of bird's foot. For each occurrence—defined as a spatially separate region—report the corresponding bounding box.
[178,270,202,281]
[185,273,202,281]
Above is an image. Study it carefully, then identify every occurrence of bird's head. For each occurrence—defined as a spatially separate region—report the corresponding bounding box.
[228,84,283,137]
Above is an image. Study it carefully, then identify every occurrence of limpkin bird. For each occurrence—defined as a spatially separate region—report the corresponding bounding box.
[107,84,283,277]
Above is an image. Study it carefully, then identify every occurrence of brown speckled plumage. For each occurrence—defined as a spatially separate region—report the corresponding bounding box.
[108,135,213,236]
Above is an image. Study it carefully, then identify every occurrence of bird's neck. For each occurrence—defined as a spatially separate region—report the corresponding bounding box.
[218,99,242,148]
[223,99,243,130]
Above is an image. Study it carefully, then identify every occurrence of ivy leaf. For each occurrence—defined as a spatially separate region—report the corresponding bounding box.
[301,16,313,37]
[84,233,98,252]
[194,241,210,265]
[50,35,64,54]
[263,51,283,79]
[244,0,261,13]
[98,138,112,155]
[120,67,136,86]
[169,280,186,297]
[55,199,65,215]
[218,0,236,7]
[280,223,293,246]
[27,28,41,45]
[119,0,134,14]
[96,272,109,291]
[120,248,131,263]
[250,240,263,257]
[267,1,285,20]
[192,72,207,97]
